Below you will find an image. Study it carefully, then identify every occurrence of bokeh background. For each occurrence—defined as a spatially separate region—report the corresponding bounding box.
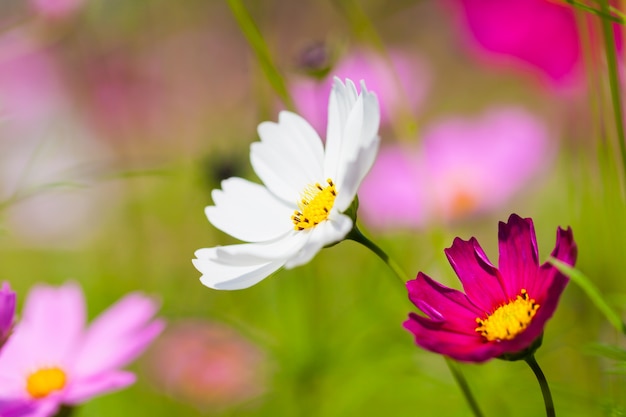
[1,0,625,415]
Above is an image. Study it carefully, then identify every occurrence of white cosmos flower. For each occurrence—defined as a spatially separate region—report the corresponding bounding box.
[193,78,380,290]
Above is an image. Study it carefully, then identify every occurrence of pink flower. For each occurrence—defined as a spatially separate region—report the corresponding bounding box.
[404,214,577,362]
[290,48,429,132]
[359,108,549,229]
[0,282,16,348]
[0,282,164,417]
[144,320,268,411]
[29,0,84,19]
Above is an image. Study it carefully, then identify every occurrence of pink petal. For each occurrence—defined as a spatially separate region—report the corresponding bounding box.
[0,282,16,343]
[444,237,507,311]
[497,214,540,298]
[532,226,577,300]
[64,371,136,404]
[72,293,164,378]
[19,282,85,364]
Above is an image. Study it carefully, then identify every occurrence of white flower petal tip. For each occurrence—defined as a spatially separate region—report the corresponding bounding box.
[194,76,382,290]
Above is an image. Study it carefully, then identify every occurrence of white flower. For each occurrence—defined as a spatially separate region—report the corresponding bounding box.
[192,78,380,290]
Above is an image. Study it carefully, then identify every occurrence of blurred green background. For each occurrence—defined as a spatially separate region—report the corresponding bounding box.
[1,0,625,416]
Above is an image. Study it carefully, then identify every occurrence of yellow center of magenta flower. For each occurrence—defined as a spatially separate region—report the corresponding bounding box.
[475,289,539,341]
[26,367,67,399]
[291,179,337,230]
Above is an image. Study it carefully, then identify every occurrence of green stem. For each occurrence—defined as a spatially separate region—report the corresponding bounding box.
[562,0,624,23]
[445,357,485,417]
[226,0,295,110]
[597,0,626,197]
[346,226,408,283]
[53,406,75,417]
[525,355,555,417]
[346,226,486,417]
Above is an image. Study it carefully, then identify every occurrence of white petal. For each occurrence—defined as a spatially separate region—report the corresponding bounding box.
[335,136,380,212]
[207,177,293,242]
[284,213,353,269]
[251,111,324,203]
[324,78,358,181]
[324,79,380,188]
[214,231,309,263]
[193,256,284,290]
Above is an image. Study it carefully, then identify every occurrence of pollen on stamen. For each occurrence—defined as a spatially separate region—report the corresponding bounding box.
[292,179,337,231]
[475,289,540,342]
[26,366,67,399]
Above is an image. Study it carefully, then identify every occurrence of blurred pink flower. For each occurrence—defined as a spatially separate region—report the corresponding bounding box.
[359,108,550,229]
[144,320,267,411]
[29,0,84,19]
[444,0,623,89]
[0,282,164,417]
[0,282,16,349]
[290,48,429,132]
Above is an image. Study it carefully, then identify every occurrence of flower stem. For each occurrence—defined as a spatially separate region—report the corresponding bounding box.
[346,226,486,417]
[346,226,408,283]
[226,0,295,110]
[525,355,555,417]
[445,357,485,417]
[53,406,75,417]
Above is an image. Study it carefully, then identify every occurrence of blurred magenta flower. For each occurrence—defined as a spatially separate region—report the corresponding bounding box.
[193,78,380,290]
[290,48,429,132]
[0,282,164,416]
[446,0,583,88]
[0,282,16,348]
[360,108,549,229]
[145,320,267,411]
[404,214,577,362]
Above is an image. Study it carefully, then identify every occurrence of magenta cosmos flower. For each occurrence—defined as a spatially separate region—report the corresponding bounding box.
[0,282,164,417]
[0,282,16,348]
[404,214,576,362]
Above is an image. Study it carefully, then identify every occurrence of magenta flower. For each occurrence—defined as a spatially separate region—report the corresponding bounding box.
[404,214,577,362]
[290,48,429,132]
[359,108,549,229]
[447,0,580,86]
[0,282,164,416]
[0,282,16,348]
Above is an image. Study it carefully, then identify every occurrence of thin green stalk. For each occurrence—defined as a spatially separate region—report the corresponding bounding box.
[346,226,486,417]
[445,357,486,417]
[563,0,624,23]
[525,355,555,417]
[549,258,626,334]
[597,0,626,197]
[226,0,295,110]
[345,226,408,283]
[53,406,75,417]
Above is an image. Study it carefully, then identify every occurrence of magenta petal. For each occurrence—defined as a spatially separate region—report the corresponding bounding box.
[404,314,499,362]
[497,214,539,297]
[0,282,16,344]
[532,226,577,301]
[445,237,506,311]
[72,293,164,378]
[64,371,136,404]
[407,273,481,331]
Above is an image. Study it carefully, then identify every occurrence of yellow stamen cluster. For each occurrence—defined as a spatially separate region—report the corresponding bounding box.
[475,289,539,342]
[292,179,337,231]
[26,367,67,399]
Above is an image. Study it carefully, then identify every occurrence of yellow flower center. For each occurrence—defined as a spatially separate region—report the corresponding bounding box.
[291,179,337,230]
[475,289,539,341]
[26,367,67,399]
